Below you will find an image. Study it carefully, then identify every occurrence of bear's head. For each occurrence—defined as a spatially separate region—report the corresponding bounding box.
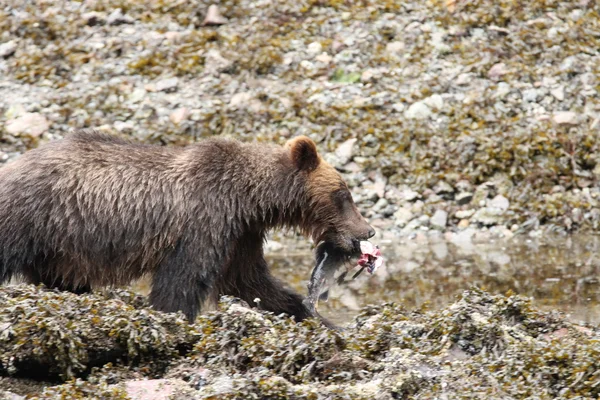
[286,136,375,258]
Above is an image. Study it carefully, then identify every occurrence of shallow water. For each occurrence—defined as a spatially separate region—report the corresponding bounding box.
[267,233,600,326]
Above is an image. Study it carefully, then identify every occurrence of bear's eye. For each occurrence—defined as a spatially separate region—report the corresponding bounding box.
[331,189,353,211]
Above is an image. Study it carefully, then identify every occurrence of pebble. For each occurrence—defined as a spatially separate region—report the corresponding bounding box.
[457,219,470,229]
[307,42,322,55]
[423,94,444,110]
[489,195,509,211]
[335,138,357,165]
[106,8,134,25]
[553,111,578,126]
[202,5,228,26]
[456,192,474,205]
[471,207,505,226]
[434,181,454,195]
[315,53,332,64]
[373,198,389,212]
[394,207,414,227]
[155,77,179,92]
[455,209,475,219]
[404,101,431,119]
[551,86,565,101]
[431,210,448,229]
[5,113,49,137]
[488,62,508,80]
[0,40,17,58]
[385,41,405,55]
[169,108,188,125]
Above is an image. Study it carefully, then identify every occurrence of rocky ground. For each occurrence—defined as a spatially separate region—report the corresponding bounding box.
[0,285,598,399]
[1,0,600,239]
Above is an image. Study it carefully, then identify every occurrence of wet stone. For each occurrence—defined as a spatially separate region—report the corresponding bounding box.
[456,192,473,205]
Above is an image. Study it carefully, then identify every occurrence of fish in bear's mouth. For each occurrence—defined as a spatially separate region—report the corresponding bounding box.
[303,240,384,318]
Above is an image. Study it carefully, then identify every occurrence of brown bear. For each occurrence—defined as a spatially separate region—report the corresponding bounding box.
[0,130,374,323]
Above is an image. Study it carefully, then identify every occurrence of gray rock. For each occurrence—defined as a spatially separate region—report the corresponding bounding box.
[434,181,454,195]
[265,240,284,252]
[204,49,233,73]
[335,138,357,165]
[402,188,421,202]
[106,8,134,25]
[522,88,540,102]
[394,207,413,227]
[155,77,179,92]
[455,209,475,219]
[373,198,389,212]
[471,207,505,226]
[431,210,448,229]
[0,40,17,58]
[494,82,511,99]
[456,192,474,205]
[404,101,431,119]
[455,180,473,192]
[5,113,49,137]
[551,86,565,101]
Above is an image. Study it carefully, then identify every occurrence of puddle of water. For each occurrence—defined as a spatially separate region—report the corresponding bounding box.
[267,233,600,326]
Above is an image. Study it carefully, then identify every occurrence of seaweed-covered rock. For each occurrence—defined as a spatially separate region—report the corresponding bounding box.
[0,285,199,380]
[0,285,598,398]
[177,297,345,384]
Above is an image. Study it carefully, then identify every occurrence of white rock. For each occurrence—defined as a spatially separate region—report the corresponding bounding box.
[553,111,578,126]
[129,87,146,103]
[307,42,322,55]
[402,189,421,202]
[0,40,17,58]
[169,108,189,125]
[551,86,565,101]
[265,240,284,252]
[315,52,332,64]
[488,62,508,79]
[229,92,254,108]
[5,113,49,137]
[202,4,228,26]
[455,209,475,219]
[404,101,431,119]
[385,41,405,54]
[335,138,357,165]
[204,49,232,73]
[106,8,134,25]
[394,207,413,227]
[113,121,134,132]
[155,77,179,92]
[423,94,444,110]
[489,195,509,211]
[430,210,448,229]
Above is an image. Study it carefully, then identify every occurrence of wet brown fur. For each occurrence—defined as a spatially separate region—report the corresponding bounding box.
[0,130,373,322]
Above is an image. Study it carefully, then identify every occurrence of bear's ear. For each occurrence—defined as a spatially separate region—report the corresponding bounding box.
[286,136,320,172]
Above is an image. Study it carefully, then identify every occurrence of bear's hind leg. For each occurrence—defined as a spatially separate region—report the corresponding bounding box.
[22,256,92,294]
